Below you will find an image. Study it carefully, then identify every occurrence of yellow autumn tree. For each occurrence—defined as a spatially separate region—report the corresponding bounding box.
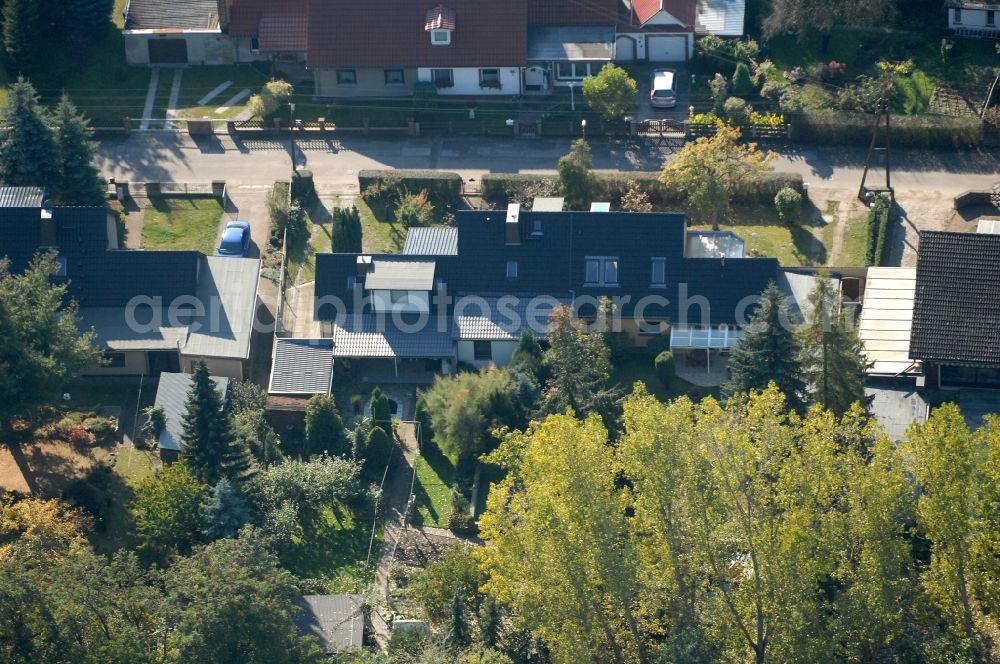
[659,122,774,228]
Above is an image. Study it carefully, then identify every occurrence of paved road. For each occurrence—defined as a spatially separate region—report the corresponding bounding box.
[96,131,1000,197]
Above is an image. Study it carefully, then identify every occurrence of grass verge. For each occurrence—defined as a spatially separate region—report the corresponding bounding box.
[287,200,334,284]
[282,503,381,586]
[356,198,406,254]
[412,443,456,529]
[141,196,224,254]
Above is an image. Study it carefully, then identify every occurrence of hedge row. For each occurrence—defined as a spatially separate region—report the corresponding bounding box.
[866,195,892,267]
[358,169,463,205]
[481,171,804,209]
[788,112,983,149]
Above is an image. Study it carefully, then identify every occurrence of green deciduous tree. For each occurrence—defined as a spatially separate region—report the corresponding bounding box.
[180,362,241,484]
[0,253,101,433]
[304,393,349,458]
[247,79,294,122]
[331,205,363,252]
[133,462,207,561]
[414,545,485,623]
[799,274,870,416]
[0,77,58,187]
[723,282,806,412]
[659,122,774,228]
[246,455,361,528]
[51,95,105,206]
[557,139,596,211]
[479,413,647,664]
[582,64,638,120]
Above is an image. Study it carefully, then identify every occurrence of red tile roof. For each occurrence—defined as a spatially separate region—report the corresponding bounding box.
[227,0,307,37]
[528,0,621,26]
[307,0,528,69]
[259,15,308,51]
[631,0,695,26]
[425,5,457,30]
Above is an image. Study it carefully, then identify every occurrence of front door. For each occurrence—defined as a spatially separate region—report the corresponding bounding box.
[524,66,547,91]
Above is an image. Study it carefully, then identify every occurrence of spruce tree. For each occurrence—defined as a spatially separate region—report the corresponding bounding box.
[200,478,254,540]
[303,393,349,458]
[370,387,392,425]
[722,282,806,411]
[180,362,239,484]
[799,274,871,416]
[52,95,105,206]
[330,206,362,253]
[449,592,470,648]
[3,0,42,73]
[60,0,114,45]
[0,77,58,187]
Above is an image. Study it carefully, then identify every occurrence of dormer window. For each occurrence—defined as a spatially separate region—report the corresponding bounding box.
[425,5,455,46]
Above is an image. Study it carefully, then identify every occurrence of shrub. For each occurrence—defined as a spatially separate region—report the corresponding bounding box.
[733,38,760,63]
[362,426,395,475]
[247,79,293,122]
[866,194,892,267]
[330,206,362,253]
[481,173,560,208]
[774,187,803,223]
[710,75,729,115]
[85,416,115,440]
[646,334,671,360]
[449,510,478,536]
[581,64,638,120]
[722,97,751,125]
[395,190,435,228]
[358,169,462,206]
[750,112,785,127]
[266,182,291,245]
[654,351,676,388]
[789,111,982,148]
[619,180,653,212]
[732,63,754,96]
[142,406,166,440]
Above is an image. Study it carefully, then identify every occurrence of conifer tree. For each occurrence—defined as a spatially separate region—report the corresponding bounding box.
[799,274,870,416]
[723,282,806,411]
[362,425,394,475]
[3,0,42,73]
[370,387,392,425]
[0,77,58,187]
[303,393,349,458]
[200,478,254,540]
[51,95,105,206]
[180,362,239,484]
[330,206,362,253]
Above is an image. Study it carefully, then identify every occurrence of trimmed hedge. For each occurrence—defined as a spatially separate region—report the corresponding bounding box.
[358,169,462,205]
[788,112,983,149]
[482,171,805,209]
[865,195,892,267]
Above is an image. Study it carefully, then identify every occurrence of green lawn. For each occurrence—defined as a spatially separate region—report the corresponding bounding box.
[412,443,456,529]
[610,349,719,404]
[690,203,827,266]
[175,65,268,120]
[282,503,381,586]
[288,200,334,284]
[841,212,872,267]
[357,198,407,254]
[141,196,224,254]
[113,447,159,485]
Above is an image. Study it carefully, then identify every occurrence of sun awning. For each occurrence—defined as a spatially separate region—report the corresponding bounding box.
[670,325,744,349]
[859,267,919,376]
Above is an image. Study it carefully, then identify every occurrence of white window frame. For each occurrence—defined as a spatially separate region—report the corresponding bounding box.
[431,29,451,45]
[479,68,501,88]
[556,62,596,81]
[585,256,620,287]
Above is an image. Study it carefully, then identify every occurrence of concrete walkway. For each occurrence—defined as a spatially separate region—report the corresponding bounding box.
[165,69,184,130]
[139,68,160,131]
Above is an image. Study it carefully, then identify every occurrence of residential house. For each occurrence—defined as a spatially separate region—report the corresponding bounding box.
[152,371,230,458]
[0,187,260,380]
[269,208,779,395]
[225,0,309,75]
[123,0,231,65]
[945,0,1000,37]
[909,231,1000,389]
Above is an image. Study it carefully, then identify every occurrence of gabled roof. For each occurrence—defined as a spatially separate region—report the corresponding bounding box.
[528,0,620,26]
[269,338,334,395]
[452,295,565,340]
[307,0,528,68]
[125,0,221,30]
[425,5,457,30]
[404,227,458,256]
[911,231,1000,365]
[329,314,454,358]
[154,372,229,452]
[227,0,308,36]
[631,0,696,26]
[258,16,309,51]
[294,595,364,652]
[0,187,43,208]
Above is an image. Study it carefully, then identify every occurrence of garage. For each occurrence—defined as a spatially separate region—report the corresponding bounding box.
[148,39,189,64]
[615,36,636,63]
[646,35,686,62]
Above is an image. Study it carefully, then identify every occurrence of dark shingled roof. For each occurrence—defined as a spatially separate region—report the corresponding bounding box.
[294,595,364,652]
[316,211,778,326]
[125,0,221,30]
[227,0,308,39]
[910,231,1000,365]
[528,0,620,26]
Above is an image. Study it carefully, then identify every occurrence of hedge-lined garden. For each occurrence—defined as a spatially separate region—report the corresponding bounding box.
[865,194,893,267]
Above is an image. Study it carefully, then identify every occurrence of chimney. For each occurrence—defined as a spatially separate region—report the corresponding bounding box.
[505,203,520,245]
[39,201,55,246]
[356,255,373,276]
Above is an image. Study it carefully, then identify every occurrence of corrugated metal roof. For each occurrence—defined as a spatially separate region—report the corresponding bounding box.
[125,0,221,30]
[154,372,229,451]
[527,27,615,61]
[403,227,458,256]
[859,267,918,376]
[0,187,43,208]
[365,260,436,291]
[268,338,334,394]
[184,256,260,360]
[452,295,564,340]
[293,595,364,652]
[696,0,745,37]
[330,315,453,358]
